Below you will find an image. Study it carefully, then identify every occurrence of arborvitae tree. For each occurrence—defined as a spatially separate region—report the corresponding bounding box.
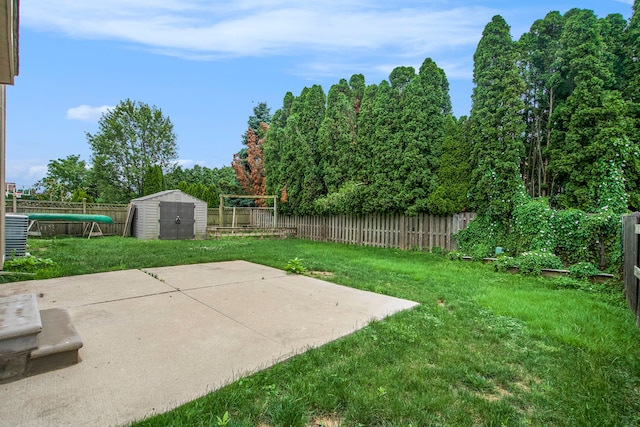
[548,9,633,212]
[470,15,526,221]
[353,83,379,212]
[348,74,366,180]
[292,85,326,214]
[389,66,415,93]
[518,11,565,198]
[165,165,241,200]
[600,14,628,88]
[399,58,452,214]
[264,92,294,206]
[317,79,358,193]
[183,183,218,207]
[623,0,640,210]
[427,116,472,215]
[143,165,164,196]
[265,87,326,215]
[365,79,405,213]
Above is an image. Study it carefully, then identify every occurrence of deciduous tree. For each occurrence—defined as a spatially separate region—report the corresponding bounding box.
[87,99,178,203]
[35,154,92,201]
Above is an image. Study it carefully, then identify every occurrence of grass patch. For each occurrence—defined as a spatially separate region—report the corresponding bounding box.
[6,236,640,426]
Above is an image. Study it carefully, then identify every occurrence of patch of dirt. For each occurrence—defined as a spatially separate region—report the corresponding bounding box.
[260,414,344,427]
[515,380,531,392]
[307,271,335,279]
[476,384,513,402]
[308,415,344,426]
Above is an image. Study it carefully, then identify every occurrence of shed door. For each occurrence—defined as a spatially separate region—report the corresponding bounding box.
[159,201,195,240]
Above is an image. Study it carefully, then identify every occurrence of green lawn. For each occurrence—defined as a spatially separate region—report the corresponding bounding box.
[10,236,640,426]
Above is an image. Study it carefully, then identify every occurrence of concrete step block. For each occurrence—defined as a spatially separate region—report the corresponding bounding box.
[28,308,83,376]
[0,294,42,354]
[0,294,42,383]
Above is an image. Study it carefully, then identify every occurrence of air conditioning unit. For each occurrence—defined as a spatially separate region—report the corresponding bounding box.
[5,214,28,259]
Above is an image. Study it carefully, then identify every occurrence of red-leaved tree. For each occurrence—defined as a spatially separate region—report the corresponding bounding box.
[231,123,268,206]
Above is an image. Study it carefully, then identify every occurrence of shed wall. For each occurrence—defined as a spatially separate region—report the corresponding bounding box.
[133,201,161,240]
[132,191,207,240]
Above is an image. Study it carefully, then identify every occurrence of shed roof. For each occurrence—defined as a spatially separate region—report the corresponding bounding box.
[131,189,205,203]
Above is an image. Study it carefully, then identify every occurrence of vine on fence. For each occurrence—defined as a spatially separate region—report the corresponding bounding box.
[456,198,622,273]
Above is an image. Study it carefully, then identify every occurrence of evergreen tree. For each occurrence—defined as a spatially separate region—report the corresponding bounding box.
[623,0,640,209]
[316,79,358,193]
[353,83,379,213]
[289,85,326,214]
[264,92,294,207]
[241,102,271,145]
[599,13,627,91]
[548,9,633,212]
[264,87,326,215]
[365,79,405,213]
[312,74,369,214]
[427,116,472,215]
[399,58,452,214]
[470,15,526,221]
[143,165,164,196]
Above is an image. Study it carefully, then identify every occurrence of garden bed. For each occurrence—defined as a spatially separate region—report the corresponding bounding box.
[465,257,616,283]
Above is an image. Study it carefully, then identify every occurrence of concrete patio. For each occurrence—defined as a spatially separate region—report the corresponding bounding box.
[0,261,418,426]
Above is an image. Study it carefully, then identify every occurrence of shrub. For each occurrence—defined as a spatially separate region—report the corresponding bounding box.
[284,257,307,274]
[3,255,57,273]
[514,250,564,276]
[569,262,602,279]
[456,215,504,257]
[493,251,563,276]
[511,198,556,254]
[457,199,621,272]
[493,255,516,273]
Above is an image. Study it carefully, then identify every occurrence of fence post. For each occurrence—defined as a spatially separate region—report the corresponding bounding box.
[273,197,278,228]
[622,213,640,326]
[399,214,405,250]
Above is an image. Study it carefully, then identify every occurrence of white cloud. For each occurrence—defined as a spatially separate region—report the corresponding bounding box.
[28,165,48,180]
[437,61,474,80]
[66,105,114,122]
[5,159,48,187]
[174,159,206,169]
[23,2,494,61]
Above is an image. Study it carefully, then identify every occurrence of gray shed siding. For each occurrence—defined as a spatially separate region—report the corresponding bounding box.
[131,190,207,240]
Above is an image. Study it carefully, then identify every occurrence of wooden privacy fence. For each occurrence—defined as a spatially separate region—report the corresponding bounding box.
[622,213,640,326]
[6,199,475,251]
[252,211,476,251]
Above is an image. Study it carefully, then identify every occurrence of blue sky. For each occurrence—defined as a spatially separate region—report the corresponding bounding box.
[6,0,635,189]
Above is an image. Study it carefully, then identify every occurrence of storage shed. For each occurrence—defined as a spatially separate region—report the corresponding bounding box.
[130,190,207,240]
